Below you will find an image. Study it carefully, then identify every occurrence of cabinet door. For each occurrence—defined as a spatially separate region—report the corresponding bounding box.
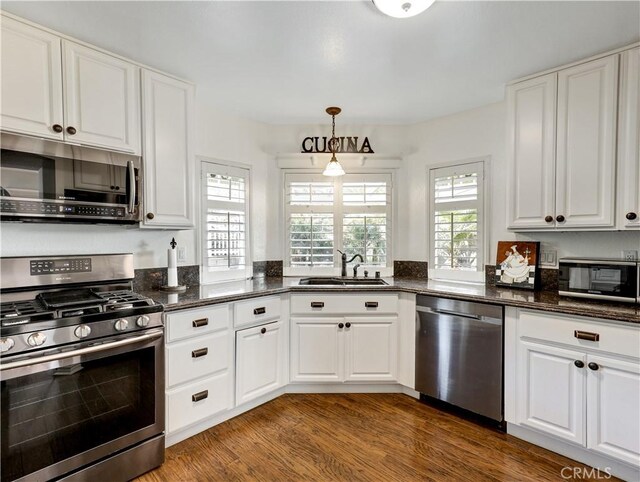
[63,40,140,154]
[141,70,194,228]
[344,317,397,382]
[587,355,640,466]
[0,16,64,140]
[506,73,557,230]
[556,55,618,228]
[516,341,586,444]
[290,318,343,382]
[235,321,283,405]
[617,48,640,229]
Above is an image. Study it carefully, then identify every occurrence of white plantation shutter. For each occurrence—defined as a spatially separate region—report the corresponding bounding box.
[285,172,393,275]
[342,174,391,267]
[429,161,485,281]
[202,161,251,282]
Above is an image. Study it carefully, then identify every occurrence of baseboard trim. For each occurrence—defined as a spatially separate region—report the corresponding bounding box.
[286,383,406,394]
[507,423,640,482]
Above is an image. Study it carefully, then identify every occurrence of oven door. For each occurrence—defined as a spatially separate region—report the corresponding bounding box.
[0,329,164,482]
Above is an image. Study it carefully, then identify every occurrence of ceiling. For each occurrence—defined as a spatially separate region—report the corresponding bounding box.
[3,1,639,125]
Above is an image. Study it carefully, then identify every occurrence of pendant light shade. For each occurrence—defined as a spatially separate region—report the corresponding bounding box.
[373,0,436,18]
[323,106,345,177]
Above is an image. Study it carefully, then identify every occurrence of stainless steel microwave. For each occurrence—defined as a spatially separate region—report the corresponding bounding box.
[558,258,639,304]
[0,134,141,224]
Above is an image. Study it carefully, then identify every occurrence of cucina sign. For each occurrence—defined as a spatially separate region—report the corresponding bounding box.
[301,136,374,154]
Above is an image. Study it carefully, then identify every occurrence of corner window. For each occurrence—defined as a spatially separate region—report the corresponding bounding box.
[284,172,393,276]
[201,161,251,283]
[428,160,486,282]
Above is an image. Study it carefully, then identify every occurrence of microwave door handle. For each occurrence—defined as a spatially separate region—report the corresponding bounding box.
[127,160,136,214]
[0,329,163,372]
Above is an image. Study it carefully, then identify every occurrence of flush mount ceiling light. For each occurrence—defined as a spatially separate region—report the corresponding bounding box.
[322,106,346,177]
[373,0,436,18]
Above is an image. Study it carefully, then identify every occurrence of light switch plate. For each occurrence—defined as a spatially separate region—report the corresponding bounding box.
[540,247,557,267]
[177,246,187,263]
[622,250,638,261]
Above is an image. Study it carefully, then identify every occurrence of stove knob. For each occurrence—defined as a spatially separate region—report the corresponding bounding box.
[74,324,92,339]
[136,315,150,327]
[114,319,129,331]
[26,332,47,347]
[0,338,15,353]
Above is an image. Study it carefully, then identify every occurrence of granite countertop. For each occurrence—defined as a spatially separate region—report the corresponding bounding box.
[137,277,640,324]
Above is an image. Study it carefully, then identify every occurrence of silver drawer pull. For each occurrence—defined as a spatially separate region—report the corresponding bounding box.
[253,307,266,315]
[311,302,324,308]
[191,347,208,358]
[192,318,209,328]
[365,301,379,308]
[192,390,208,402]
[574,330,600,342]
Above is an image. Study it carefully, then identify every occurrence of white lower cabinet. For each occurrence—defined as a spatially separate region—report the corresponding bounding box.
[291,318,344,382]
[165,305,233,435]
[290,309,398,383]
[587,354,640,466]
[516,341,586,444]
[235,320,285,405]
[509,308,640,470]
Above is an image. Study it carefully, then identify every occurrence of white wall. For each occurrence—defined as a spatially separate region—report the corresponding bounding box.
[0,100,274,269]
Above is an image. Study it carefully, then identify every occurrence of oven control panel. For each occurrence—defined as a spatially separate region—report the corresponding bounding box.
[30,258,92,275]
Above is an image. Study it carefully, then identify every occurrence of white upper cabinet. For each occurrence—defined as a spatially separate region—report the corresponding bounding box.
[0,16,141,154]
[507,51,624,231]
[62,40,141,154]
[0,17,64,140]
[617,47,640,229]
[556,55,618,228]
[141,70,194,228]
[506,73,557,229]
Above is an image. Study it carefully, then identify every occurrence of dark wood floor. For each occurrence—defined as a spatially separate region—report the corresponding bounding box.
[138,393,610,481]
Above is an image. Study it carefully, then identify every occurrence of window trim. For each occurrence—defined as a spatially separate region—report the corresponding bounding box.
[199,158,252,284]
[282,169,395,277]
[427,157,490,283]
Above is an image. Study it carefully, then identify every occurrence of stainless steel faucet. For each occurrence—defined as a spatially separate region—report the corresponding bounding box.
[337,250,363,277]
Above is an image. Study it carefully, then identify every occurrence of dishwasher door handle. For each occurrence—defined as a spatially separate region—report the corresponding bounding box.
[416,306,502,325]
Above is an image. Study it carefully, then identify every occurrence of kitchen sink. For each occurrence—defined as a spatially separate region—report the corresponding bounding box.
[298,277,388,286]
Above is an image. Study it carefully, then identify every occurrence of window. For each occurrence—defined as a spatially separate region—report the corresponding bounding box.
[201,161,251,283]
[428,160,486,282]
[285,172,393,276]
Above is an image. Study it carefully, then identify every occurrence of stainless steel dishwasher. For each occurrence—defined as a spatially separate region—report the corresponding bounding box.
[415,295,504,422]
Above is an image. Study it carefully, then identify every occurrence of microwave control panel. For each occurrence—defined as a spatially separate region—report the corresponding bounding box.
[1,200,126,218]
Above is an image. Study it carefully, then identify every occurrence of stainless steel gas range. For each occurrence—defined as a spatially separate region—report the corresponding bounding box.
[0,254,164,482]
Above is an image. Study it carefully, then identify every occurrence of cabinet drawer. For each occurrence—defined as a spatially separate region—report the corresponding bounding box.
[291,293,398,315]
[519,309,640,359]
[165,305,229,342]
[166,372,231,433]
[234,296,281,329]
[166,331,229,388]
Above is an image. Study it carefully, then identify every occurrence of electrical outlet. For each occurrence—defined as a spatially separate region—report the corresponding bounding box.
[622,250,638,261]
[177,246,187,263]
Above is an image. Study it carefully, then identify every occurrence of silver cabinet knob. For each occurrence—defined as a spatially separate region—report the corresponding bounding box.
[136,315,150,328]
[114,319,129,331]
[0,338,15,353]
[74,324,92,339]
[26,332,47,347]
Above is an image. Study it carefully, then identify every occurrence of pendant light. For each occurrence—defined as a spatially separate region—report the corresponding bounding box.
[323,107,346,177]
[373,0,435,18]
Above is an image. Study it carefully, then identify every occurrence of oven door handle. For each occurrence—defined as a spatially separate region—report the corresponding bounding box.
[0,329,163,372]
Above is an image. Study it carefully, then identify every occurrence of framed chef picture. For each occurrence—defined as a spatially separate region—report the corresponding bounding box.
[495,241,541,290]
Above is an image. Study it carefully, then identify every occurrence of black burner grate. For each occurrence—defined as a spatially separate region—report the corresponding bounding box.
[0,299,54,325]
